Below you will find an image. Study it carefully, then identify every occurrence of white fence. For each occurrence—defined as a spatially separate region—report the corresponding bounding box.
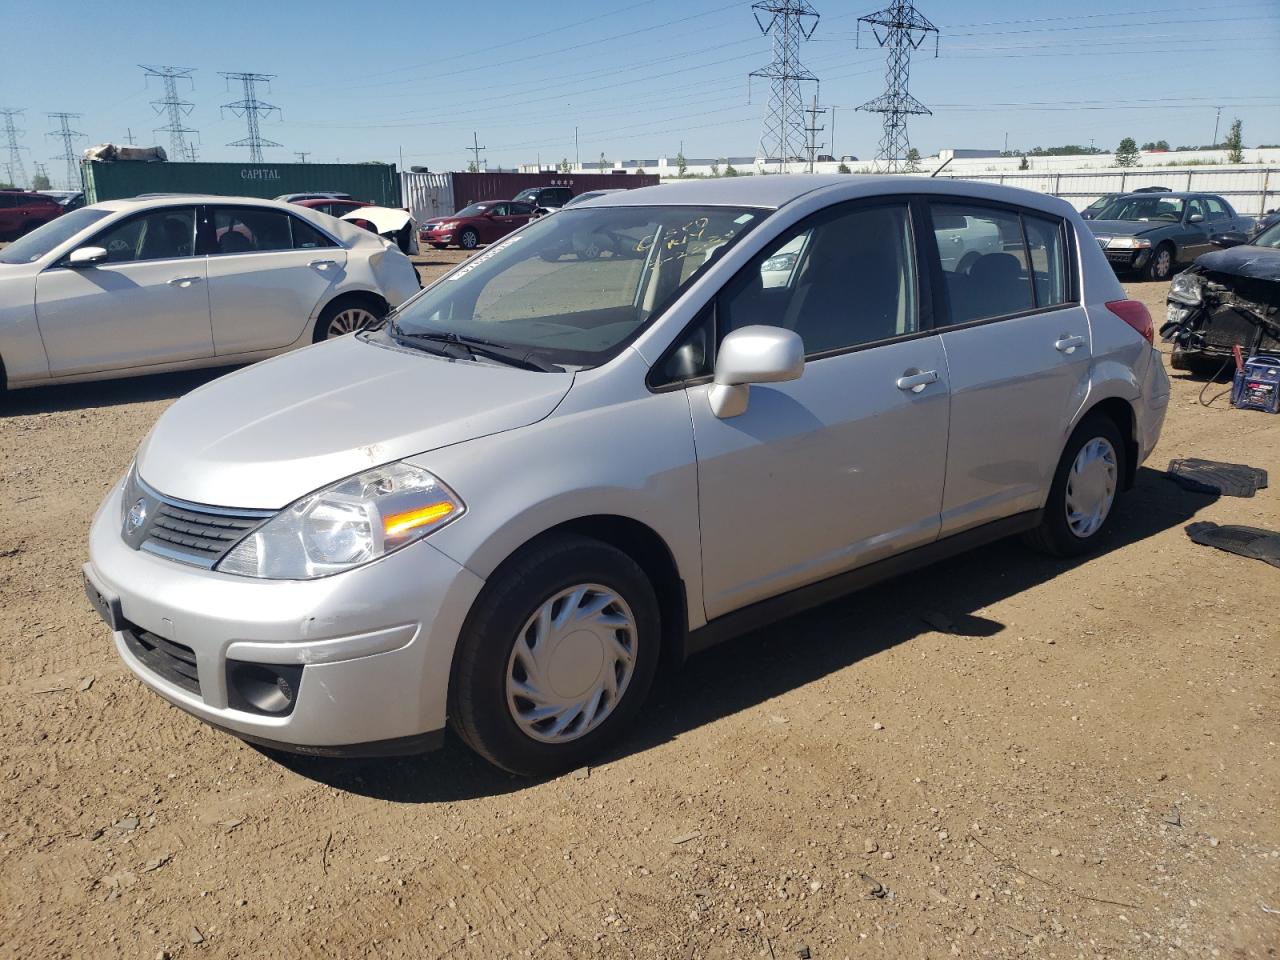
[933,166,1278,217]
[400,172,454,225]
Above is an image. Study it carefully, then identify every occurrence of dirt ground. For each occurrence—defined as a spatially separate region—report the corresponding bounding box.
[1,261,1277,960]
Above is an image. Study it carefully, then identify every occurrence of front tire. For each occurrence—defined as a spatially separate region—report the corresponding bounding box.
[459,228,479,250]
[450,535,661,777]
[312,296,386,342]
[1146,243,1175,282]
[1024,413,1125,557]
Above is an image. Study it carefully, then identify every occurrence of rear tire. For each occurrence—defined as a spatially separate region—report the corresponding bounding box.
[1023,413,1126,558]
[450,534,661,777]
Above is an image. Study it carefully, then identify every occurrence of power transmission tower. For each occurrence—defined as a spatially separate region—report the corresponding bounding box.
[856,1,939,173]
[141,65,198,161]
[220,72,281,162]
[47,112,87,190]
[467,132,486,172]
[34,161,49,186]
[184,143,199,162]
[2,108,29,188]
[804,94,826,173]
[750,1,820,173]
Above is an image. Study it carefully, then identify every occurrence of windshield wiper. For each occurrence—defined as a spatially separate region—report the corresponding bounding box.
[389,326,562,373]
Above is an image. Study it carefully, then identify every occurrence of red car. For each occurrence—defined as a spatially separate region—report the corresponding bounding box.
[0,190,64,240]
[291,197,374,219]
[419,201,536,250]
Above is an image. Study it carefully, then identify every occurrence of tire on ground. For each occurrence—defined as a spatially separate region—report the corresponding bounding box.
[1023,412,1126,558]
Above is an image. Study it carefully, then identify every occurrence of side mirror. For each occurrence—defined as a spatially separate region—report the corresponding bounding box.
[1210,232,1248,249]
[67,246,108,267]
[708,325,804,419]
[1188,213,1205,224]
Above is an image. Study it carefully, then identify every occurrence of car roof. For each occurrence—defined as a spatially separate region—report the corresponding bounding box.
[91,194,308,214]
[1110,191,1214,200]
[577,174,1079,217]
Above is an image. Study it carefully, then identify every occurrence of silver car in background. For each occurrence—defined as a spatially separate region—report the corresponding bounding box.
[0,195,420,390]
[85,176,1169,775]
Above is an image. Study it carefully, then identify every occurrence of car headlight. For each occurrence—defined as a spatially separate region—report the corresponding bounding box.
[1168,272,1203,304]
[1108,237,1152,250]
[217,463,464,580]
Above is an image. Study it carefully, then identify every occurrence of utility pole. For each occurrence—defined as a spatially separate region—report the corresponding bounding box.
[295,151,310,163]
[804,94,827,173]
[856,0,939,173]
[574,126,580,171]
[46,112,86,190]
[750,1,820,173]
[124,128,137,145]
[467,131,486,172]
[141,65,198,161]
[220,72,281,162]
[1,108,29,188]
[1212,105,1223,146]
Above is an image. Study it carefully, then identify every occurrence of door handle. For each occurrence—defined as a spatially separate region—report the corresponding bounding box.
[1054,335,1086,354]
[308,259,337,269]
[167,276,202,286]
[896,369,939,393]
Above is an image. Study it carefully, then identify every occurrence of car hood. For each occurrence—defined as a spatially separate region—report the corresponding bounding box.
[1086,220,1166,237]
[136,334,574,509]
[1193,245,1280,282]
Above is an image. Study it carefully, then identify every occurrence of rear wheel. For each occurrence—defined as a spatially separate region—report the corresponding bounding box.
[1024,413,1125,557]
[450,534,661,776]
[459,228,479,250]
[1146,243,1175,282]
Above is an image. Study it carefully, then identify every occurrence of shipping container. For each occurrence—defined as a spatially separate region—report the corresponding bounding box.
[401,170,660,223]
[82,161,402,207]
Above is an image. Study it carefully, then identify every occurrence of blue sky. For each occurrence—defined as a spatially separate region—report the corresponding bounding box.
[3,0,1278,178]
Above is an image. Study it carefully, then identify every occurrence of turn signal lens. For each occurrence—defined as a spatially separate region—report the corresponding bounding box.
[384,501,456,538]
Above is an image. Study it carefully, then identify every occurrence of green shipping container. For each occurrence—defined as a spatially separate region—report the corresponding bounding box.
[82,161,401,207]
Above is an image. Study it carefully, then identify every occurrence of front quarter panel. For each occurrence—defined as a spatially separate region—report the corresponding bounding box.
[0,269,49,383]
[410,349,706,629]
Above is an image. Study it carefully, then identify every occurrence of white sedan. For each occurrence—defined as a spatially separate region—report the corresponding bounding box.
[0,195,421,390]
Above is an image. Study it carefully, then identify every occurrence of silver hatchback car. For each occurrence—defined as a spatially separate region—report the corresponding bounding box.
[85,176,1170,775]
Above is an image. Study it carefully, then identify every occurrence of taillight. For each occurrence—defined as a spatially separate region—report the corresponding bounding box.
[1105,299,1154,345]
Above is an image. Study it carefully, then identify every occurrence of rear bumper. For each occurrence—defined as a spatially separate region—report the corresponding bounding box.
[1137,346,1171,465]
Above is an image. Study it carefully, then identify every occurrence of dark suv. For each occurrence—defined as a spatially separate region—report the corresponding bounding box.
[0,190,64,239]
[512,186,573,214]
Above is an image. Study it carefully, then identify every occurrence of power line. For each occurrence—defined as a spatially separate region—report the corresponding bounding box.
[750,1,821,171]
[856,0,939,172]
[141,65,198,161]
[1,108,29,189]
[220,72,281,162]
[46,112,86,191]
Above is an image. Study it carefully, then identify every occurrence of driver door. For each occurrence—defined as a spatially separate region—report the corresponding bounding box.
[34,206,213,376]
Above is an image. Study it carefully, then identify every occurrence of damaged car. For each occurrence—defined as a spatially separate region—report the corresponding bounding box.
[339,205,417,255]
[1162,219,1280,373]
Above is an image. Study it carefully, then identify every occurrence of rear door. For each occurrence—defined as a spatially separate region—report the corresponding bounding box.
[925,200,1091,536]
[35,205,213,376]
[204,205,346,354]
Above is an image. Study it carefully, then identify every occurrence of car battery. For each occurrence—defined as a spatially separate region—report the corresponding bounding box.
[1231,355,1280,414]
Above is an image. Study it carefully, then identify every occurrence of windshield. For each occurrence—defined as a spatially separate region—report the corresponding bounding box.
[1253,221,1280,249]
[1096,196,1185,223]
[1085,196,1112,211]
[391,205,763,367]
[453,203,491,218]
[513,189,537,203]
[0,208,111,264]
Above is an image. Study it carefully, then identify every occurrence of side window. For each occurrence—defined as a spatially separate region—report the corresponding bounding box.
[930,203,1033,324]
[511,202,535,216]
[719,202,917,356]
[291,217,335,249]
[1187,199,1208,222]
[1205,197,1229,221]
[490,203,509,217]
[1022,214,1070,308]
[91,208,196,263]
[212,208,293,255]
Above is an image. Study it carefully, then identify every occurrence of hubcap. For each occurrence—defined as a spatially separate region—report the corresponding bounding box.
[1154,250,1171,278]
[506,584,637,744]
[1064,437,1118,538]
[461,231,478,249]
[326,307,378,338]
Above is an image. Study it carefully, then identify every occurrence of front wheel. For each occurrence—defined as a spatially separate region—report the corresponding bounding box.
[313,297,385,342]
[1146,244,1175,282]
[459,228,479,250]
[450,535,661,776]
[1023,413,1125,557]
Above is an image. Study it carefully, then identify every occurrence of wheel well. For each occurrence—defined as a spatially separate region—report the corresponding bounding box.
[1084,397,1139,489]
[313,290,389,341]
[499,516,689,672]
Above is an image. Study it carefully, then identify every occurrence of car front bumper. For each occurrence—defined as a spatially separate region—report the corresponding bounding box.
[1102,247,1151,271]
[85,478,485,755]
[420,230,453,245]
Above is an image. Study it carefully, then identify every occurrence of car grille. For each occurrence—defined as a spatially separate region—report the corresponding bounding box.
[121,624,201,695]
[123,471,274,569]
[142,501,266,567]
